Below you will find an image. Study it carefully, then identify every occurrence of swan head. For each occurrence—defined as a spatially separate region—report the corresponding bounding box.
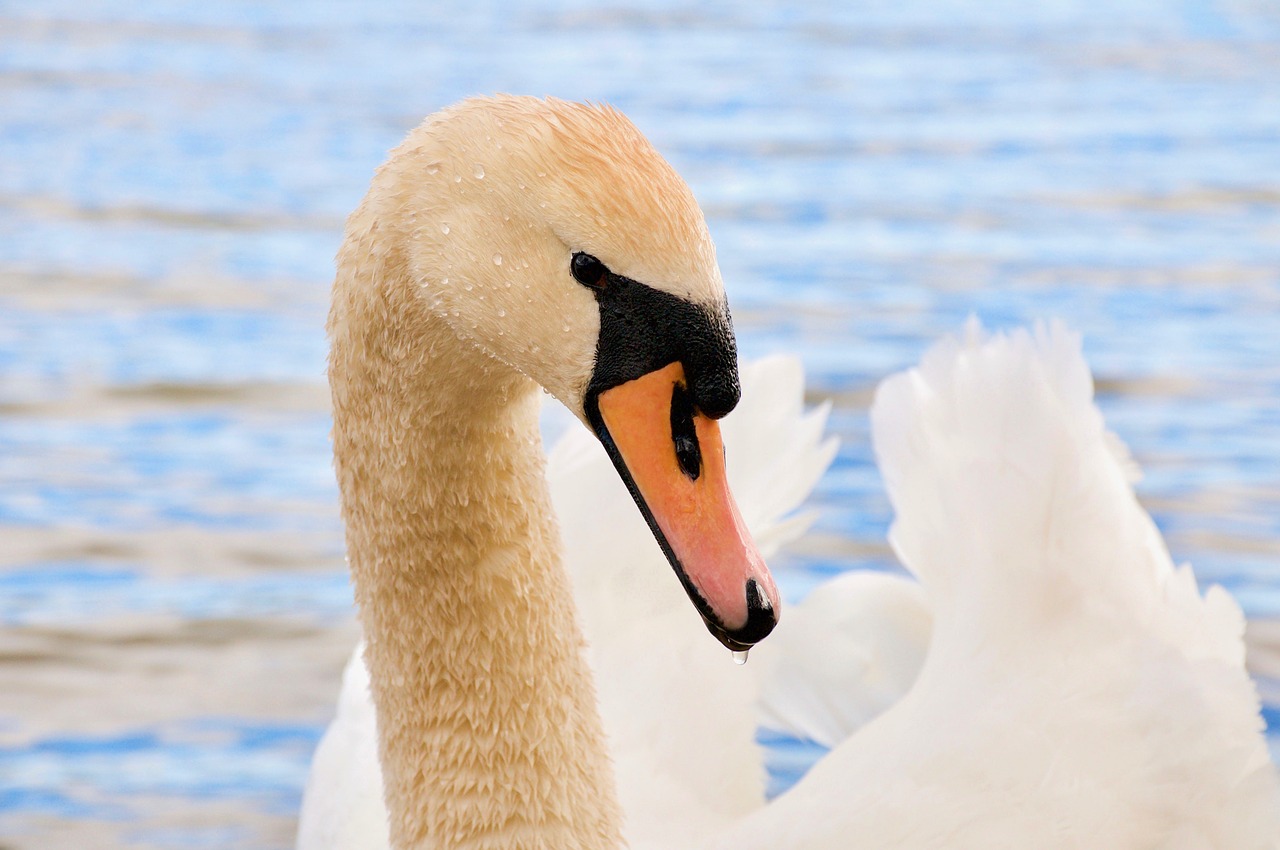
[388,95,779,650]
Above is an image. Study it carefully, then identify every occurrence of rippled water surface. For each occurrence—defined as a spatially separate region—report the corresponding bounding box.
[3,1,1280,847]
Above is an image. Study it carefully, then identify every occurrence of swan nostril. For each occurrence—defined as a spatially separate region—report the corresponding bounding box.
[670,382,702,481]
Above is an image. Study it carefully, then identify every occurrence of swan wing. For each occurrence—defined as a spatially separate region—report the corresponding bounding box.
[752,570,931,749]
[717,321,1280,849]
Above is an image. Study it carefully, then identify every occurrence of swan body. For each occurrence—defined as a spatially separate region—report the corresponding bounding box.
[311,93,1279,849]
[305,320,1280,849]
[718,321,1280,849]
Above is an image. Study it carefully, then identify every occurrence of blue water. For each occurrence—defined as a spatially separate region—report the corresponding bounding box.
[3,1,1279,846]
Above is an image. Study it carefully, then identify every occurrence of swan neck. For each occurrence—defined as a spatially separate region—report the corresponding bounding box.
[329,241,622,849]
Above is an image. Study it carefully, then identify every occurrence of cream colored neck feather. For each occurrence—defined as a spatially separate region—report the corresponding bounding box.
[328,215,623,849]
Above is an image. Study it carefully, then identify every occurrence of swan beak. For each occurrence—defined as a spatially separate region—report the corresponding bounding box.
[594,361,780,651]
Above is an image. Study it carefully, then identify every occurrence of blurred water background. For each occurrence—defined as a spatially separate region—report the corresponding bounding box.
[2,1,1279,847]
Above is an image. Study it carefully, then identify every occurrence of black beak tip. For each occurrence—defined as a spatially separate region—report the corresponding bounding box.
[703,578,778,651]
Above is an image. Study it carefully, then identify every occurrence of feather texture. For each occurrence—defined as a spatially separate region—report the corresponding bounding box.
[717,320,1280,849]
[301,325,1280,850]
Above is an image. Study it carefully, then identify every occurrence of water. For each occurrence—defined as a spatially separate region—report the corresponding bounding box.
[2,1,1279,847]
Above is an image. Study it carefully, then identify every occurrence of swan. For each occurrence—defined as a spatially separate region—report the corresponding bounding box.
[321,94,786,850]
[305,94,1280,849]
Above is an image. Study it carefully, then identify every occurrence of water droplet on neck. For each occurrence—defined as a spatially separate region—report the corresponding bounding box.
[440,223,450,235]
[454,175,462,183]
[492,254,503,266]
[473,164,485,179]
[731,649,749,666]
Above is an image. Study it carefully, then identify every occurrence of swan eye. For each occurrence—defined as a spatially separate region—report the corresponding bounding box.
[570,252,609,290]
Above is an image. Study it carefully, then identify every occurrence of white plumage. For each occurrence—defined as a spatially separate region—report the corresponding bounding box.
[299,323,1280,849]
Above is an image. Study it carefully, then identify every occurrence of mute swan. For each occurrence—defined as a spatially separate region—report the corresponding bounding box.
[307,95,1280,849]
[324,94,783,850]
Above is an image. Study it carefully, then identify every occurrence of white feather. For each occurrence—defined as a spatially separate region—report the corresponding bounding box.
[295,643,390,850]
[716,320,1280,849]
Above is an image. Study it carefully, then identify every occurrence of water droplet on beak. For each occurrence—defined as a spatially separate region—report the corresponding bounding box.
[731,649,749,666]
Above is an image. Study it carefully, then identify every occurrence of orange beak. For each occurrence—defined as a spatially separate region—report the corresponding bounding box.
[594,362,780,650]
